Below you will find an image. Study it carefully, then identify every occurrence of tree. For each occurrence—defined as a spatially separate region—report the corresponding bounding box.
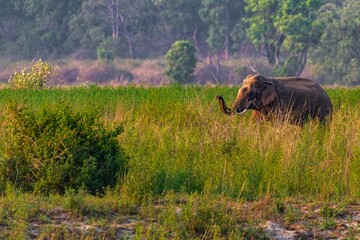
[116,0,157,58]
[69,0,159,58]
[0,0,83,59]
[310,0,360,85]
[165,40,197,84]
[24,0,82,57]
[0,1,19,47]
[0,0,33,58]
[152,0,206,54]
[67,0,109,56]
[244,0,324,76]
[199,0,244,58]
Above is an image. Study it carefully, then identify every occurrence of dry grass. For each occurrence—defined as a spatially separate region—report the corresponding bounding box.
[0,57,277,86]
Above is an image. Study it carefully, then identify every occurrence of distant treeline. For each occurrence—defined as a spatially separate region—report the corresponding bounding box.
[0,0,359,85]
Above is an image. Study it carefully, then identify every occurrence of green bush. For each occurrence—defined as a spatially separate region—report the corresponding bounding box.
[0,101,127,194]
[8,59,56,89]
[96,46,114,62]
[164,40,197,84]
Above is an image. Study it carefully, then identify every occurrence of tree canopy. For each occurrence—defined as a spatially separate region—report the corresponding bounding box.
[0,0,359,85]
[244,0,323,76]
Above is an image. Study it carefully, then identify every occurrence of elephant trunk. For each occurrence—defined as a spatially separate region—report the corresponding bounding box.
[216,95,233,115]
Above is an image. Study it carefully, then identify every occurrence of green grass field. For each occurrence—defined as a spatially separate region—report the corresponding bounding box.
[0,86,359,238]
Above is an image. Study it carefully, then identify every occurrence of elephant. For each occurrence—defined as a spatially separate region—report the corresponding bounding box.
[216,74,332,125]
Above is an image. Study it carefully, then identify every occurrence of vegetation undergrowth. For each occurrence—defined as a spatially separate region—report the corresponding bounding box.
[8,59,57,89]
[0,99,128,195]
[0,85,359,238]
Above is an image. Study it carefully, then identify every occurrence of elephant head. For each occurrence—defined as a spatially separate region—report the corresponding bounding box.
[217,74,277,115]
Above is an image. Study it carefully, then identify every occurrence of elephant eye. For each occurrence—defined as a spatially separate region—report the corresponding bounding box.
[248,91,256,101]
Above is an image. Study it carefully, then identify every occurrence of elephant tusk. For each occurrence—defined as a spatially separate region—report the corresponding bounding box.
[236,109,247,115]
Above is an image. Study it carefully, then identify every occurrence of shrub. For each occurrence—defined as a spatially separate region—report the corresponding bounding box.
[8,59,57,89]
[96,46,114,62]
[96,37,127,62]
[164,40,197,84]
[0,101,128,195]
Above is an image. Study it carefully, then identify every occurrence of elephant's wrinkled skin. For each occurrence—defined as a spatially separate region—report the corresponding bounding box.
[217,74,332,125]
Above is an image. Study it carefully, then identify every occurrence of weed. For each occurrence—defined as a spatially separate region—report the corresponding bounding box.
[285,206,302,225]
[64,188,86,214]
[320,218,337,230]
[272,199,286,215]
[320,205,336,218]
[241,226,269,240]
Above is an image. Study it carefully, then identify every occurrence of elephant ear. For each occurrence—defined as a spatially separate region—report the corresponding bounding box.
[261,81,277,106]
[243,74,255,83]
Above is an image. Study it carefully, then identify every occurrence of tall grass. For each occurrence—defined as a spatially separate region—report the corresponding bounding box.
[111,86,359,202]
[0,86,359,203]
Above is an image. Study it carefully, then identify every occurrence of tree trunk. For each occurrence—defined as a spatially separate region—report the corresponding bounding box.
[192,28,199,53]
[119,14,133,58]
[115,0,119,38]
[224,2,231,59]
[108,0,115,39]
[296,50,307,76]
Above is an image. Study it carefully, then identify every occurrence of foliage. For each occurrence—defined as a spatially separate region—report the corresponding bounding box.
[66,0,108,55]
[244,0,323,76]
[8,59,56,89]
[0,100,127,194]
[67,0,158,59]
[153,0,206,50]
[310,0,360,85]
[199,0,244,57]
[96,46,113,62]
[1,1,360,85]
[0,0,82,58]
[164,40,197,83]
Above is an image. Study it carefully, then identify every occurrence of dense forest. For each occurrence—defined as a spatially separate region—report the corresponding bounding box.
[0,0,360,85]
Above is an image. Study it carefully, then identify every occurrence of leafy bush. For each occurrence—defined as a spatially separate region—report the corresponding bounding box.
[8,59,57,89]
[96,46,114,62]
[0,101,127,194]
[164,40,197,84]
